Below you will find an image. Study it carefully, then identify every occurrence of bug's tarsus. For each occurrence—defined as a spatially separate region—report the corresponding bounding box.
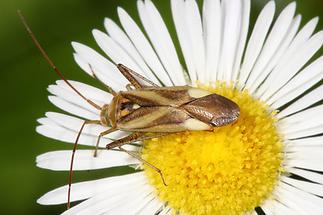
[93,127,117,157]
[17,10,101,110]
[117,146,168,186]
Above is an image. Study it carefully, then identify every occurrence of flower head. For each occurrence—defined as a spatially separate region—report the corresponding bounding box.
[37,0,323,214]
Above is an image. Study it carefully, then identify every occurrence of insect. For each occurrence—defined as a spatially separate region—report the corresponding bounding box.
[18,11,240,209]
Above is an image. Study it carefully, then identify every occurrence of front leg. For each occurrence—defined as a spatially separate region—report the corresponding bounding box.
[106,132,145,149]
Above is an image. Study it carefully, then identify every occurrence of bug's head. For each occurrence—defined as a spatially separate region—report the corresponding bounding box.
[101,94,140,127]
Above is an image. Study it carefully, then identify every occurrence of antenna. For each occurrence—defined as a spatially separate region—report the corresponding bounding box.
[17,10,101,110]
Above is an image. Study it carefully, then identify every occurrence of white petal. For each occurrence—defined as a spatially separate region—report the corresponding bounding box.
[48,96,98,120]
[231,0,250,82]
[244,211,258,215]
[245,2,296,92]
[72,42,128,91]
[279,181,323,213]
[103,18,160,84]
[288,167,323,184]
[37,124,98,147]
[268,56,323,108]
[282,17,319,58]
[275,184,317,214]
[37,172,145,205]
[286,145,323,162]
[92,29,159,85]
[48,79,110,120]
[184,0,205,83]
[259,199,275,215]
[117,7,173,86]
[218,0,242,82]
[277,84,323,119]
[63,183,153,215]
[48,84,100,114]
[171,0,197,84]
[73,53,123,91]
[36,114,128,147]
[37,117,57,127]
[36,149,139,171]
[137,197,163,215]
[285,157,323,171]
[256,17,319,100]
[239,1,275,87]
[282,176,323,197]
[126,194,158,215]
[45,112,128,142]
[104,192,156,215]
[56,80,112,104]
[159,206,171,215]
[279,104,323,125]
[272,201,297,215]
[203,0,221,83]
[257,30,323,100]
[44,112,105,136]
[137,0,186,85]
[278,105,323,138]
[260,199,294,215]
[286,144,323,155]
[287,136,323,147]
[286,126,323,140]
[253,14,301,95]
[43,112,128,142]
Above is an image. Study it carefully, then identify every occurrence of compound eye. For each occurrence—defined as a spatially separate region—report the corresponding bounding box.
[120,102,131,110]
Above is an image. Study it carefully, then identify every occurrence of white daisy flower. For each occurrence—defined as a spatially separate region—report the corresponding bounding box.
[36,0,323,214]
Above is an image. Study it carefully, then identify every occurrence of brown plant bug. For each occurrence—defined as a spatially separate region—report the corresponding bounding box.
[18,10,240,209]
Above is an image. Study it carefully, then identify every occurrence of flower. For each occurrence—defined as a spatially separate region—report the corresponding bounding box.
[36,0,323,214]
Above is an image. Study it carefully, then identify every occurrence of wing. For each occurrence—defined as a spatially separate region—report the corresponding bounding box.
[183,94,240,127]
[120,86,212,107]
[117,106,211,132]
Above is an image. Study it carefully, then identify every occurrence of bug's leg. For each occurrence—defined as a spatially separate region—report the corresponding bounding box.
[68,120,101,209]
[117,64,159,89]
[107,132,168,185]
[93,127,118,157]
[106,132,145,149]
[117,64,143,89]
[106,132,168,149]
[88,64,117,96]
[117,146,167,186]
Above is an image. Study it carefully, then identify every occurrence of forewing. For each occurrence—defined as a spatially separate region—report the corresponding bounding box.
[183,94,240,126]
[120,86,212,107]
[117,106,211,132]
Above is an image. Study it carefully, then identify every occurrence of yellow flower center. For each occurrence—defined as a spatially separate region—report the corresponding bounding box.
[142,84,283,215]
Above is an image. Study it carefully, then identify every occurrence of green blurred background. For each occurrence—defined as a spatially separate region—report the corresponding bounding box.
[1,0,322,214]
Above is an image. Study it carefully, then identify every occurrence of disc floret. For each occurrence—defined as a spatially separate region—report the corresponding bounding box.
[142,84,283,215]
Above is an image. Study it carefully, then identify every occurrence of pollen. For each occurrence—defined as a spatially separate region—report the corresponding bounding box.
[141,83,283,215]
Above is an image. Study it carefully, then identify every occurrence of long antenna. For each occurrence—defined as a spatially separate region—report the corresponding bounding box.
[17,10,101,110]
